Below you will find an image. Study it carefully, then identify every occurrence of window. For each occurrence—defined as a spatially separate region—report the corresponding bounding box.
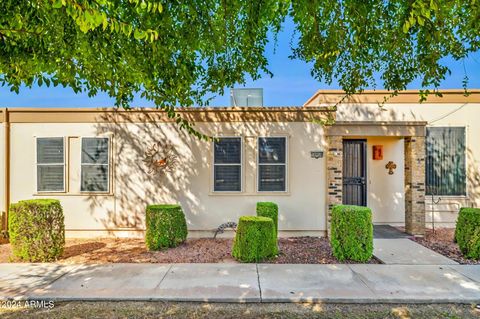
[213,137,242,192]
[37,137,65,192]
[258,137,287,192]
[426,127,466,196]
[81,137,110,192]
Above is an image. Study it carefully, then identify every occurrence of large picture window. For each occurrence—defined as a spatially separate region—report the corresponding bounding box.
[36,137,65,192]
[258,137,287,192]
[213,137,242,192]
[426,127,466,196]
[81,137,110,192]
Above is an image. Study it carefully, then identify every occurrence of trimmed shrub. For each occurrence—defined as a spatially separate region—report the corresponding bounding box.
[330,205,373,262]
[9,199,65,262]
[145,204,188,250]
[232,216,278,262]
[256,202,278,236]
[455,207,480,259]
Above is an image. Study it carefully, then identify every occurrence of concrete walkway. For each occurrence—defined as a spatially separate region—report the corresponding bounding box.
[372,225,457,265]
[373,239,458,265]
[1,263,479,303]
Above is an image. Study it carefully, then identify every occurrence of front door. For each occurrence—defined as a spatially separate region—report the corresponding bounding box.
[343,139,367,206]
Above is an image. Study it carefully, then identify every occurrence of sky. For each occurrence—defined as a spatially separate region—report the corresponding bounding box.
[1,18,479,107]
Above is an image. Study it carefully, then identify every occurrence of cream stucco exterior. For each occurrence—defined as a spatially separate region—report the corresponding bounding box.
[340,104,480,227]
[366,137,405,225]
[7,121,327,237]
[306,90,480,227]
[1,90,479,237]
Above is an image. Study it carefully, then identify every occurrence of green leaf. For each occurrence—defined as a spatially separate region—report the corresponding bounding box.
[134,29,144,40]
[52,0,63,9]
[0,0,475,140]
[102,13,108,31]
[417,16,425,26]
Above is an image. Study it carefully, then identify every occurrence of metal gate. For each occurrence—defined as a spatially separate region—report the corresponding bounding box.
[343,139,367,206]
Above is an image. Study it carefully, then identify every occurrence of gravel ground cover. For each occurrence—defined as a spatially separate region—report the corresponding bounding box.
[411,228,480,265]
[0,236,380,264]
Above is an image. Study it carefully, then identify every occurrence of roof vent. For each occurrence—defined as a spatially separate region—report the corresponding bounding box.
[230,88,263,107]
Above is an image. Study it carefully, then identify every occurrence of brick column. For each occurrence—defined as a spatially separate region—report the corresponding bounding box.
[326,136,343,234]
[404,136,426,236]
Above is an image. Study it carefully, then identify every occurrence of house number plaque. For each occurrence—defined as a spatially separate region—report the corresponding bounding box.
[310,151,324,159]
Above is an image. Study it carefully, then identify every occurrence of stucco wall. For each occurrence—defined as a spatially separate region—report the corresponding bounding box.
[9,121,327,237]
[329,102,480,226]
[366,137,405,224]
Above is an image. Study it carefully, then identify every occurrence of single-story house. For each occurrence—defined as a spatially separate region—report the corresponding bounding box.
[1,89,479,238]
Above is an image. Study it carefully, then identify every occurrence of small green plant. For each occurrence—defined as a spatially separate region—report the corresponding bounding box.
[232,216,277,262]
[145,204,188,250]
[256,202,278,236]
[455,207,480,259]
[330,205,373,262]
[9,199,65,262]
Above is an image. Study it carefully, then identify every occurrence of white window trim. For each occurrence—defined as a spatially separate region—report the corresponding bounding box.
[80,136,111,194]
[212,136,243,193]
[256,136,288,193]
[35,136,66,193]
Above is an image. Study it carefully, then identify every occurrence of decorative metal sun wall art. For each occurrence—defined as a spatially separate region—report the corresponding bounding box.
[143,142,178,175]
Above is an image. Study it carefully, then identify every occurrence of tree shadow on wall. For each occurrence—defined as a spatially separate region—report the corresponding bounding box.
[86,110,207,235]
[84,108,331,235]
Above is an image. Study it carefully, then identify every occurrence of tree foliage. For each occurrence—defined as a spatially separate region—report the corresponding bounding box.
[1,1,478,136]
[291,0,478,102]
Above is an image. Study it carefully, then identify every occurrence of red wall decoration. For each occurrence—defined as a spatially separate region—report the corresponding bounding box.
[373,145,383,160]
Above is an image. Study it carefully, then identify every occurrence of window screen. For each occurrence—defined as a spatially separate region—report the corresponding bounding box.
[213,137,241,191]
[426,127,466,196]
[37,137,65,192]
[258,137,287,192]
[81,137,110,192]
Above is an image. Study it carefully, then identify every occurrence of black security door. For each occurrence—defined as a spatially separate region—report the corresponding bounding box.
[343,139,367,206]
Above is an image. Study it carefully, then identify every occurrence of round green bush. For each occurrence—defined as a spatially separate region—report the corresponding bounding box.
[256,202,278,236]
[9,199,65,262]
[232,216,278,262]
[145,204,188,250]
[455,207,480,259]
[330,205,373,262]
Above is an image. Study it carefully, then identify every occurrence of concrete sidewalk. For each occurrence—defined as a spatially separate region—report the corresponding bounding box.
[1,263,479,303]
